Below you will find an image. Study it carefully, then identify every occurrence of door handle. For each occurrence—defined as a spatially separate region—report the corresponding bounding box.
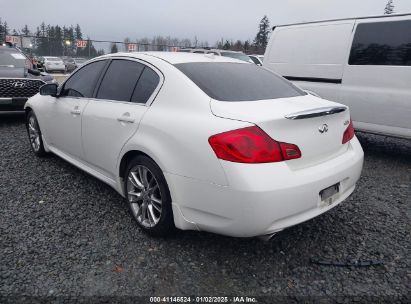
[70,106,81,115]
[117,112,135,124]
[117,117,135,123]
[71,109,81,115]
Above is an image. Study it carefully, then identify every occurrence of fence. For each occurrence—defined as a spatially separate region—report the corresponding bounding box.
[1,34,202,59]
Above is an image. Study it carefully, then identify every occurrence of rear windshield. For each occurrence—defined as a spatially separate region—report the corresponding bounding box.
[175,62,305,101]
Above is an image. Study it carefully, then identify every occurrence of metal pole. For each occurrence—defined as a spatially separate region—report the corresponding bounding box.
[88,39,90,58]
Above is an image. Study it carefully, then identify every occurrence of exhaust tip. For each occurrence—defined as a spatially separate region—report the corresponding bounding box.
[257,232,277,242]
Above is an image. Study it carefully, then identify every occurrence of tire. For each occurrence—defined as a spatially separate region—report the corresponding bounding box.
[125,155,175,237]
[26,111,47,157]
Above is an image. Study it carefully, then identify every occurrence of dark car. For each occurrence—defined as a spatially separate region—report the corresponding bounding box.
[61,57,77,73]
[0,46,55,111]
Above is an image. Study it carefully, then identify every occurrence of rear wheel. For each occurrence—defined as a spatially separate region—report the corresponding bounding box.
[125,155,175,236]
[26,111,46,157]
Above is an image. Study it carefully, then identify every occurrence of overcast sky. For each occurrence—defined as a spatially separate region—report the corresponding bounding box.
[2,0,411,44]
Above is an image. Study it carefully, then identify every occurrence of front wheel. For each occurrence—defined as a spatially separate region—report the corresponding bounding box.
[125,155,175,237]
[26,111,46,157]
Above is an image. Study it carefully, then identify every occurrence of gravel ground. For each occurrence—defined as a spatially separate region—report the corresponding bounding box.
[0,113,410,302]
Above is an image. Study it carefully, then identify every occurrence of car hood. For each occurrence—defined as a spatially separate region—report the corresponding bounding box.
[0,68,26,78]
[0,67,53,83]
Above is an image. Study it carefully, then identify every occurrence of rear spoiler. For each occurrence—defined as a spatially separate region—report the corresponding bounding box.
[285,106,347,120]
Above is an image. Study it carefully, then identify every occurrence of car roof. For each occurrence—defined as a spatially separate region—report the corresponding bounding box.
[99,51,249,65]
[179,48,245,54]
[274,13,411,28]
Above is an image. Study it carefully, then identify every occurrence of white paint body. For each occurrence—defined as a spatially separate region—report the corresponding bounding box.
[26,52,363,237]
[264,14,411,139]
[43,57,66,72]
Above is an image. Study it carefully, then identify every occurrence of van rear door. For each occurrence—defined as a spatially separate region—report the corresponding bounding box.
[263,21,355,102]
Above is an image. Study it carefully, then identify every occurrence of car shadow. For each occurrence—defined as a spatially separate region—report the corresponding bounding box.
[356,131,411,162]
[0,112,25,125]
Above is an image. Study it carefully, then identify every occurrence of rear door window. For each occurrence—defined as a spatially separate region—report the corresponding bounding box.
[349,20,411,66]
[175,62,305,101]
[249,56,261,65]
[97,59,144,102]
[131,67,160,104]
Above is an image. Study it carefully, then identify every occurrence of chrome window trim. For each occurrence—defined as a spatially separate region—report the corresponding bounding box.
[59,56,164,107]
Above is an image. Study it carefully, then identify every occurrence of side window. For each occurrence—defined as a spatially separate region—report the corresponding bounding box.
[97,60,144,102]
[194,51,205,54]
[131,67,160,104]
[249,56,260,65]
[61,60,107,97]
[349,20,411,66]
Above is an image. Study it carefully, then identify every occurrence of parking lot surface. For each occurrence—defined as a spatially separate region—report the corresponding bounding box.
[0,114,410,301]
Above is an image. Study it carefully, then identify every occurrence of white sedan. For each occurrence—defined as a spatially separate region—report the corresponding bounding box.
[25,52,364,238]
[43,56,66,73]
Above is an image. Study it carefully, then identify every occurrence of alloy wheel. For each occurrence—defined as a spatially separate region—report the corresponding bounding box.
[127,165,162,228]
[28,116,41,152]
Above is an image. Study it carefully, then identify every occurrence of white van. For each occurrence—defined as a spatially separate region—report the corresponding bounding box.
[264,14,411,139]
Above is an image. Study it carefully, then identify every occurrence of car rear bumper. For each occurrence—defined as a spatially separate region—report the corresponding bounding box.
[0,97,27,111]
[166,137,364,237]
[46,66,65,71]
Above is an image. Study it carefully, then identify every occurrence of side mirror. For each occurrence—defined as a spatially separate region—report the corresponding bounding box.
[40,83,58,97]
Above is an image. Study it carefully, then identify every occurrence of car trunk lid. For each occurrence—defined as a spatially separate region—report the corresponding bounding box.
[210,95,351,167]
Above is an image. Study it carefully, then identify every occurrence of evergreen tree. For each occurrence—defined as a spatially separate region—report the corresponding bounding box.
[35,26,48,55]
[233,40,243,51]
[253,15,270,53]
[110,43,118,53]
[53,25,64,56]
[243,40,251,53]
[223,40,232,50]
[384,0,395,14]
[4,21,9,35]
[0,19,4,43]
[75,24,82,40]
[21,25,30,36]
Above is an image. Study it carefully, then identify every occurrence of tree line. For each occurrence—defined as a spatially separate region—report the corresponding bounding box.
[0,15,272,57]
[0,19,104,57]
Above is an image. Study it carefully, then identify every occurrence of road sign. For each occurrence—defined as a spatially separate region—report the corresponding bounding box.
[6,35,21,45]
[128,43,137,52]
[76,40,87,48]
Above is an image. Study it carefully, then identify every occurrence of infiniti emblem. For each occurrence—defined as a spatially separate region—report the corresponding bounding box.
[318,124,328,134]
[12,81,26,88]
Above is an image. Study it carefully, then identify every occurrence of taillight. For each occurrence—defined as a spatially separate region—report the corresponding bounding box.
[342,118,355,144]
[208,126,301,163]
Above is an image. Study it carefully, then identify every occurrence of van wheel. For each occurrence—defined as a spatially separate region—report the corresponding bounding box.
[26,111,46,157]
[125,155,175,237]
